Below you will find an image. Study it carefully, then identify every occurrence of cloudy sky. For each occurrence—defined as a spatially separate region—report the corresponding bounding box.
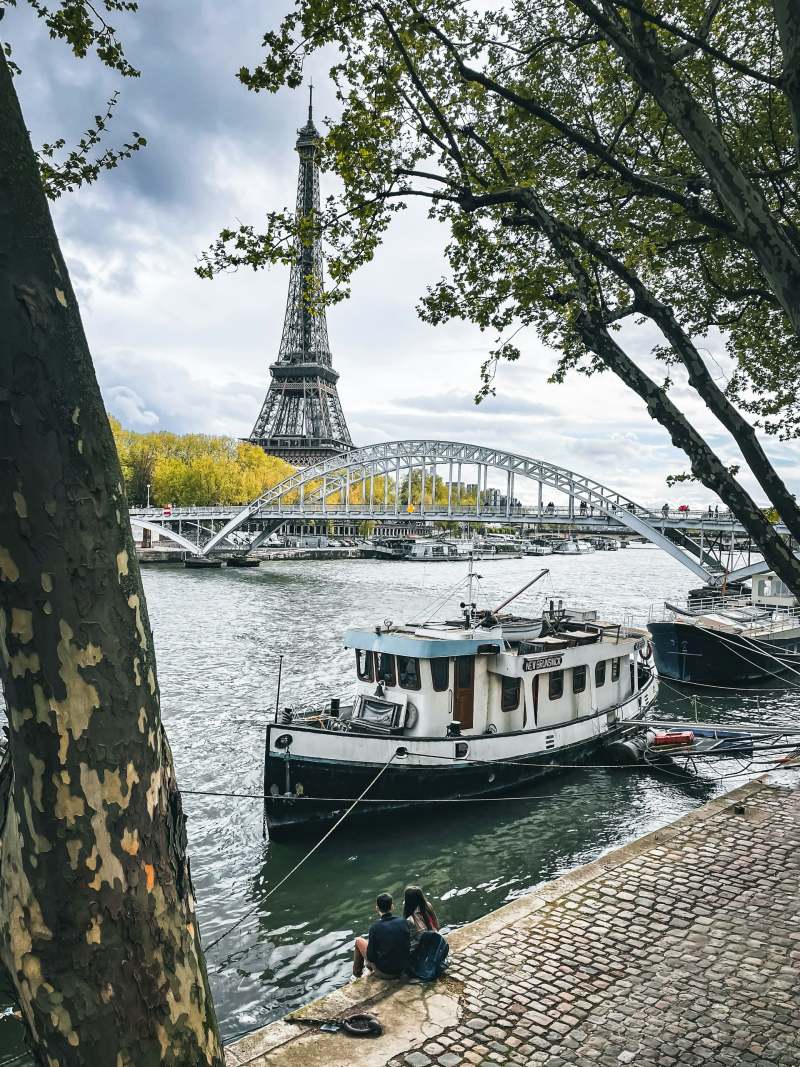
[7,0,799,507]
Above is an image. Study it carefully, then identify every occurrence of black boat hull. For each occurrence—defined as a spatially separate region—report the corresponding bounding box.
[264,725,636,840]
[649,620,800,684]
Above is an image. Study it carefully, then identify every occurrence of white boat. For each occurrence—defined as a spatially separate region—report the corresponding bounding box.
[592,538,621,552]
[553,538,596,555]
[405,538,474,561]
[263,571,658,837]
[474,536,525,558]
[525,542,551,557]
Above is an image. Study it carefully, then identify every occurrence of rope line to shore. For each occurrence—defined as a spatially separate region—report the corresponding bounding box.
[702,630,800,690]
[202,751,398,954]
[182,749,800,806]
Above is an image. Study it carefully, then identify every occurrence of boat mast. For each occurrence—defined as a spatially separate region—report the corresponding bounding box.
[491,569,550,615]
[462,555,481,627]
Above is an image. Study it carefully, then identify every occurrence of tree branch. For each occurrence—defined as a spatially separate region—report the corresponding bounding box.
[482,183,800,582]
[570,0,800,338]
[773,0,800,150]
[416,12,740,238]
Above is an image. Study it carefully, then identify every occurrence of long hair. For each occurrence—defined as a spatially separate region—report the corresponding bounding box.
[403,886,437,929]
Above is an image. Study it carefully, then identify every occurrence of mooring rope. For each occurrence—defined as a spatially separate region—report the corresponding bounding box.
[202,750,399,954]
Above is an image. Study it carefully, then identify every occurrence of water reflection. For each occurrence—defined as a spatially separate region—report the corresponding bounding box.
[1,550,798,1061]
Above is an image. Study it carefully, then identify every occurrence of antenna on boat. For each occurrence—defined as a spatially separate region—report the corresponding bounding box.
[491,569,549,615]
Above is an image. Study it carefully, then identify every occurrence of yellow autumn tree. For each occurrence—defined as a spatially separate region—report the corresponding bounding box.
[107,417,296,506]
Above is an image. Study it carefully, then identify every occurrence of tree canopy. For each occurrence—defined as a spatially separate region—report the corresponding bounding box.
[109,419,297,506]
[200,0,800,592]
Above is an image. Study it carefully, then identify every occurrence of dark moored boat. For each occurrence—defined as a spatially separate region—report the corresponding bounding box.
[650,574,800,684]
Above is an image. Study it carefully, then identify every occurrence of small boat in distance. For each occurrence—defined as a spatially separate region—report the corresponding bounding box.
[263,568,658,838]
[553,538,596,555]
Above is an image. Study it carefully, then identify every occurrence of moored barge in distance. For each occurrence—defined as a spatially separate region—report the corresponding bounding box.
[264,584,658,838]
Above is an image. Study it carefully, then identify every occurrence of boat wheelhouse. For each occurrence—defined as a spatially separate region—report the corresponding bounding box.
[263,583,658,837]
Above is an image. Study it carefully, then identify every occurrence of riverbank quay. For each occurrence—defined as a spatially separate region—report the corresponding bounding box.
[226,768,800,1067]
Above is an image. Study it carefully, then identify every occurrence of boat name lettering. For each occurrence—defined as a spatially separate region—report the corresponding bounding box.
[523,655,563,671]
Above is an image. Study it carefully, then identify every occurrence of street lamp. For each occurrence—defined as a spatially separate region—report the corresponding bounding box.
[146,483,151,508]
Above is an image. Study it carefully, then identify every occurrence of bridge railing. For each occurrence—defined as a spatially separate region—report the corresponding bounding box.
[129,502,744,523]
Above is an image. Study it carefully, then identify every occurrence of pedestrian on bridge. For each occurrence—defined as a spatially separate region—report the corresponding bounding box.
[661,503,669,519]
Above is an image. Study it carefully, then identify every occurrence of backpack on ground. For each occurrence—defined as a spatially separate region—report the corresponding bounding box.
[409,931,449,981]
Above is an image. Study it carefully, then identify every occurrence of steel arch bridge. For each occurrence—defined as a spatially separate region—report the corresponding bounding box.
[128,439,773,584]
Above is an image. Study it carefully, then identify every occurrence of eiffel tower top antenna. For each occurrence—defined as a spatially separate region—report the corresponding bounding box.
[308,79,313,123]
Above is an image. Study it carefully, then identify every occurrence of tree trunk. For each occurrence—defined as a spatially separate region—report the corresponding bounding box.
[498,186,800,595]
[0,49,224,1067]
[574,0,800,339]
[575,308,800,596]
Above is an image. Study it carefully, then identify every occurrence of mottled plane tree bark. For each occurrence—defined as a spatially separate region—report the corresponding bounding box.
[200,0,800,595]
[0,15,224,1067]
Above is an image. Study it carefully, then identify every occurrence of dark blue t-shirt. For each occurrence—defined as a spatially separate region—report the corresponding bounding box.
[366,913,410,975]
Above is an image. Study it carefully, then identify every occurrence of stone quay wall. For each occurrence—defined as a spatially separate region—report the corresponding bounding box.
[226,769,800,1067]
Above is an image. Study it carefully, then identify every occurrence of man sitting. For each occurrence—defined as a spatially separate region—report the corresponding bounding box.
[353,892,410,978]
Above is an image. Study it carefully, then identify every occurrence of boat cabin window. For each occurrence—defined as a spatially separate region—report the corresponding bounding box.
[501,675,521,712]
[572,665,587,694]
[397,655,421,691]
[430,658,449,692]
[548,670,564,700]
[595,660,606,687]
[356,649,373,682]
[376,652,397,687]
[611,657,621,682]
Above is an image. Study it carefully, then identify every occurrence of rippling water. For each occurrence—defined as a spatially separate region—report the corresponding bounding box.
[2,548,798,1061]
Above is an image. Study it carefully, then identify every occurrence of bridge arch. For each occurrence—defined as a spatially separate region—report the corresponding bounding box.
[200,440,716,581]
[129,518,202,556]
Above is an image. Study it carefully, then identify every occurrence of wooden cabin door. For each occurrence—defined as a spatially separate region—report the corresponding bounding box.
[453,656,474,729]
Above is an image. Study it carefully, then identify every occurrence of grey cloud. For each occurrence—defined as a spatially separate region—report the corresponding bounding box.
[389,390,560,418]
[7,0,795,506]
[96,353,263,436]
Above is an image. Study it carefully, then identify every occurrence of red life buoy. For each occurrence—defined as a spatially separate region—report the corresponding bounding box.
[641,640,653,662]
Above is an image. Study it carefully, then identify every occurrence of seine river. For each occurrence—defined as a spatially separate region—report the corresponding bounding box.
[1,548,798,1061]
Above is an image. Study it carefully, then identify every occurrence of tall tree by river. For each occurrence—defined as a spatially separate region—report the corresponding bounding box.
[201,0,800,595]
[0,5,223,1064]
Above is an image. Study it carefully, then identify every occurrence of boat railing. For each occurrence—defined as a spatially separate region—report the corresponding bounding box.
[648,593,750,620]
[649,596,800,629]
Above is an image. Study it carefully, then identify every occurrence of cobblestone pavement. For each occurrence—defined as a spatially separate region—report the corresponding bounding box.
[227,775,800,1067]
[387,779,800,1067]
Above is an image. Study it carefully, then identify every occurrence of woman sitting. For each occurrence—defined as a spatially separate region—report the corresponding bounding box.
[403,886,439,947]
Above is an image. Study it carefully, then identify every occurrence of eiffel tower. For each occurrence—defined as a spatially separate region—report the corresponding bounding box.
[248,87,353,467]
